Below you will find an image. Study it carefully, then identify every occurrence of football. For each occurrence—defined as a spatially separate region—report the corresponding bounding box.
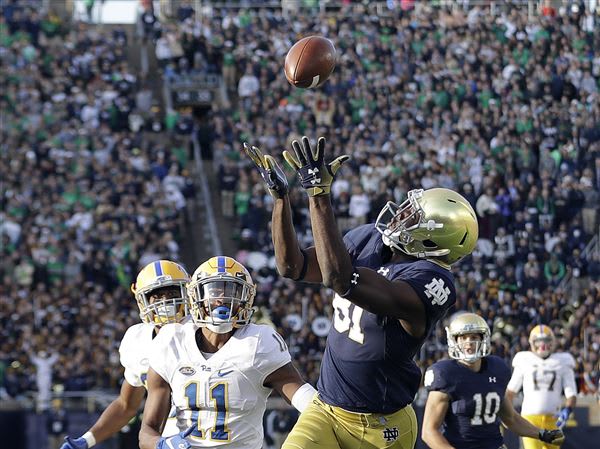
[284,35,336,89]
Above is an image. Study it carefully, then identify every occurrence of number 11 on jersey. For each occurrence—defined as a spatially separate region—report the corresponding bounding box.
[184,381,230,441]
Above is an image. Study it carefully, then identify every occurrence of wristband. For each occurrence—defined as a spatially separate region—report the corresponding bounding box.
[291,383,317,413]
[82,431,96,448]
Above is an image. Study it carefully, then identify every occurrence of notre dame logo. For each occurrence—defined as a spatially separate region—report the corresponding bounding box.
[424,278,450,306]
[382,426,399,442]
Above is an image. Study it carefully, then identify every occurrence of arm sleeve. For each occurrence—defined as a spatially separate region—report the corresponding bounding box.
[561,367,577,399]
[254,327,292,386]
[118,327,144,387]
[148,325,181,384]
[123,366,143,387]
[507,354,524,393]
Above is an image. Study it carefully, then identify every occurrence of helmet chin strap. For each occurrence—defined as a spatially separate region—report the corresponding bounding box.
[461,353,481,363]
[382,231,450,258]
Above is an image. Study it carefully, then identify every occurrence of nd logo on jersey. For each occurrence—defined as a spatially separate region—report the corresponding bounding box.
[424,278,450,306]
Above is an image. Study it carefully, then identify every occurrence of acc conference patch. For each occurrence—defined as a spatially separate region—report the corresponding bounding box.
[178,366,196,376]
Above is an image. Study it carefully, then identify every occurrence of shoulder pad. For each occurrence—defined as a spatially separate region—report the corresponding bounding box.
[119,323,153,355]
[511,351,530,367]
[253,324,289,354]
[553,352,576,368]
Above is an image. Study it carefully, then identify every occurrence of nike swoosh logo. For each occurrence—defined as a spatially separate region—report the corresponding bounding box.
[217,369,233,377]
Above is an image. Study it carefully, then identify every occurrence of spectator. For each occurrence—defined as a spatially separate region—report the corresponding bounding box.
[0,5,195,398]
[544,253,566,287]
[196,2,600,393]
[30,350,58,412]
[3,1,600,423]
[238,65,260,110]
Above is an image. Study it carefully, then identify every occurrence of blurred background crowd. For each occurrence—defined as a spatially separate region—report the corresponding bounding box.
[0,0,195,404]
[1,0,599,441]
[192,0,600,399]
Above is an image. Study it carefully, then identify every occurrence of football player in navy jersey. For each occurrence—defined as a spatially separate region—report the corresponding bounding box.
[422,313,565,449]
[244,136,478,449]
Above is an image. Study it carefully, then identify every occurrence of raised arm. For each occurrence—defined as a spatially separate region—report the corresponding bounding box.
[283,136,427,336]
[243,142,321,282]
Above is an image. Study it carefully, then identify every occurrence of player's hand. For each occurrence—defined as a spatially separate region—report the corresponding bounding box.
[156,425,194,449]
[60,436,88,449]
[555,406,571,428]
[539,429,565,445]
[283,136,350,197]
[243,143,289,198]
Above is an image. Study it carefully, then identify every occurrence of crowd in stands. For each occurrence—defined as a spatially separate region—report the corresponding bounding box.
[0,1,194,405]
[1,0,599,423]
[169,1,600,397]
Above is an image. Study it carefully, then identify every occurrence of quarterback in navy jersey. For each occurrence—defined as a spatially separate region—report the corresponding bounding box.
[422,313,565,449]
[245,136,478,449]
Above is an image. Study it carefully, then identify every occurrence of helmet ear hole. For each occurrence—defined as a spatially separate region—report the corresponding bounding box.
[422,239,437,248]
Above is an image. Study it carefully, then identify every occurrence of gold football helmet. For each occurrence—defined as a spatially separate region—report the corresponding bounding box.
[446,313,491,363]
[188,256,256,334]
[529,324,555,358]
[375,188,478,268]
[131,260,190,326]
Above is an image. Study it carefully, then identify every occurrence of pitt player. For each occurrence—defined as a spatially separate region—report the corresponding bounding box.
[61,260,190,449]
[245,137,477,449]
[140,256,316,449]
[506,325,577,449]
[422,313,565,449]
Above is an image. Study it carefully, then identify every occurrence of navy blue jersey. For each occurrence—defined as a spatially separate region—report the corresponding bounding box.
[318,224,456,413]
[424,356,511,449]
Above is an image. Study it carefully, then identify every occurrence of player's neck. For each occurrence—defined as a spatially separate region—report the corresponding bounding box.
[458,359,482,372]
[389,247,415,264]
[196,327,234,353]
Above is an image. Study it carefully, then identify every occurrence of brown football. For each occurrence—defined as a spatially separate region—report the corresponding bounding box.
[284,36,336,89]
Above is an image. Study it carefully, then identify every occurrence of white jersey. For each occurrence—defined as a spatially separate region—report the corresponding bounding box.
[118,322,179,436]
[507,351,577,415]
[149,322,292,448]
